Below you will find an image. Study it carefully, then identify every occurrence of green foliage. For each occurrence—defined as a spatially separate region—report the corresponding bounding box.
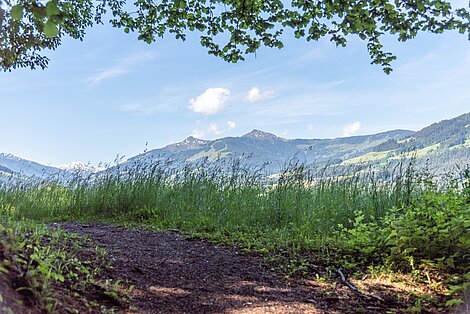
[0,217,124,312]
[44,20,59,37]
[342,185,469,274]
[340,175,469,311]
[0,0,94,70]
[387,191,469,272]
[10,5,23,21]
[1,0,469,72]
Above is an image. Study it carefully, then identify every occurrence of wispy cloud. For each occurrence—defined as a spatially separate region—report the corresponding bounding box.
[118,101,179,116]
[86,52,154,86]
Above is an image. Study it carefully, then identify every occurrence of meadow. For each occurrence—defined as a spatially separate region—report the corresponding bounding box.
[0,158,469,312]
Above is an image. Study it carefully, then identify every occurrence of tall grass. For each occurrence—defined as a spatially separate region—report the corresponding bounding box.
[0,158,428,251]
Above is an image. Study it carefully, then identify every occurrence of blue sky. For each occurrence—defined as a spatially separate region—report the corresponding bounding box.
[1,3,470,166]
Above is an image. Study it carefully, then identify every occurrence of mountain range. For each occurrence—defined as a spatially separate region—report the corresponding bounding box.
[127,112,469,173]
[127,129,414,171]
[1,112,469,181]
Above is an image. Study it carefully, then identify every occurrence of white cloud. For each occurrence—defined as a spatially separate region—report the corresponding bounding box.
[227,121,237,130]
[191,129,205,138]
[208,123,222,135]
[307,124,315,132]
[87,51,154,86]
[342,122,362,137]
[246,86,274,102]
[191,121,236,139]
[188,88,230,115]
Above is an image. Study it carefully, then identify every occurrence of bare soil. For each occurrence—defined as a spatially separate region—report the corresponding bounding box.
[57,222,410,314]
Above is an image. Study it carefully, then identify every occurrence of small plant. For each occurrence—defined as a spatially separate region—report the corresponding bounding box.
[0,217,125,313]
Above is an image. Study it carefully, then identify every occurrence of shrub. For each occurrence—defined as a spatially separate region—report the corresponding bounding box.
[342,186,470,276]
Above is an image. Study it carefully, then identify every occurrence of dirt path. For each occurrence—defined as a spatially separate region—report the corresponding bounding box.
[59,223,388,314]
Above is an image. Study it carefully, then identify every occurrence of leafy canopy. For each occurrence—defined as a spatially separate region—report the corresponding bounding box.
[1,0,469,73]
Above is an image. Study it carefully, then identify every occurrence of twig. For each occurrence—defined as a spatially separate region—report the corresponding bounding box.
[337,268,384,302]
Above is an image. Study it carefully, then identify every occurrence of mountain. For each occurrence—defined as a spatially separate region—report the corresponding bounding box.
[124,113,470,174]
[163,136,210,153]
[411,112,470,148]
[373,113,470,152]
[242,129,284,141]
[0,153,75,184]
[2,113,469,180]
[125,128,415,173]
[341,113,470,170]
[0,153,65,179]
[0,164,13,174]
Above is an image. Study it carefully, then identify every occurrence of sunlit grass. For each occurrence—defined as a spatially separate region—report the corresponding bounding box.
[0,158,427,250]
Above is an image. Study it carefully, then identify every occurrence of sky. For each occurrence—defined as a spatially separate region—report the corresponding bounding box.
[1,2,470,166]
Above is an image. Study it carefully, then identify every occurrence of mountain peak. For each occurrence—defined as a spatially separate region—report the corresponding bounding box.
[183,136,204,143]
[162,136,210,152]
[58,161,103,173]
[242,129,280,140]
[181,136,209,146]
[0,153,22,161]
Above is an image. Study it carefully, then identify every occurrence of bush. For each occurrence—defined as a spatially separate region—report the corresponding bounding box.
[385,190,469,273]
[342,188,470,275]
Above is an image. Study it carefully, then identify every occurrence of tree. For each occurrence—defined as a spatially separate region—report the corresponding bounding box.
[1,0,469,73]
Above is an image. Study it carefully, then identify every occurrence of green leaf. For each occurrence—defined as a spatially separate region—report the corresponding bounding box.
[10,5,23,20]
[445,298,463,307]
[31,5,47,20]
[46,1,61,17]
[56,273,65,282]
[383,67,393,75]
[0,266,9,274]
[44,20,59,37]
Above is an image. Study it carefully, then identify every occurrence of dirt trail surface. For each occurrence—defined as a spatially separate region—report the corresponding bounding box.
[58,223,387,314]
